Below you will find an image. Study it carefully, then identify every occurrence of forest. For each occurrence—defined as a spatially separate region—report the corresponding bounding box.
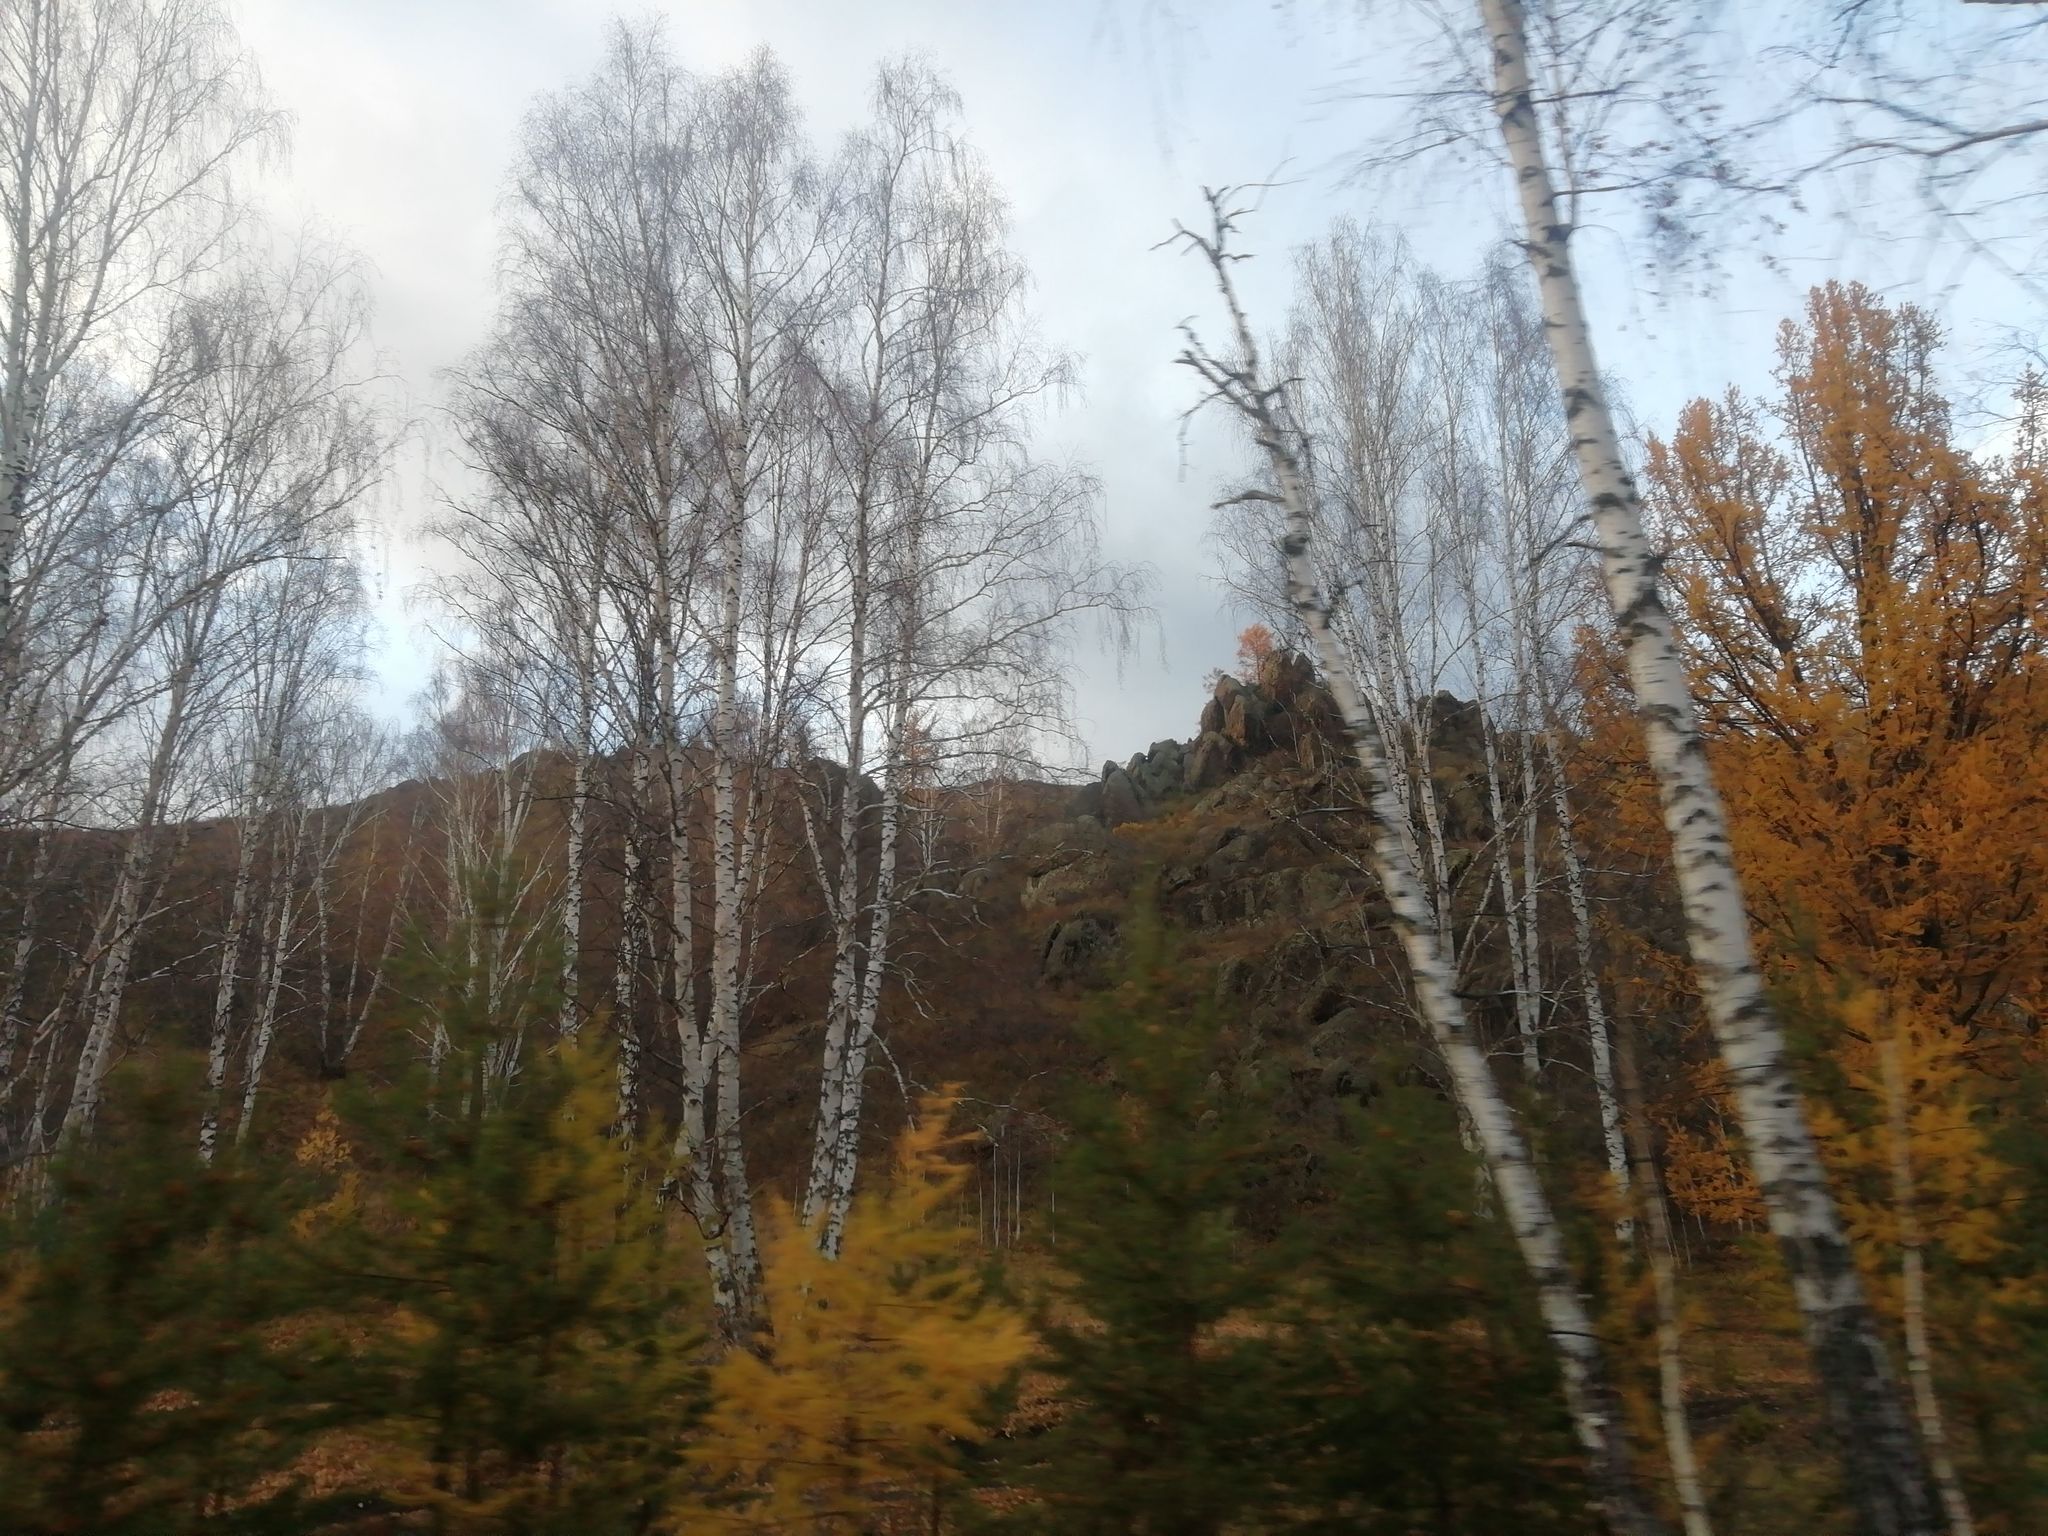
[1,1,2045,1533]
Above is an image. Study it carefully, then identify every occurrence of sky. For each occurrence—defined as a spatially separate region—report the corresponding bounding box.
[226,0,2042,774]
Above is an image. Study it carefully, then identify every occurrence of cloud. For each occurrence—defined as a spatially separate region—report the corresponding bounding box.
[226,0,2037,763]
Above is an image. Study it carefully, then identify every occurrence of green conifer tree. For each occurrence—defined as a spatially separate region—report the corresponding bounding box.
[311,867,707,1534]
[1270,1083,1589,1535]
[989,916,1591,1535]
[0,1061,346,1535]
[987,922,1292,1534]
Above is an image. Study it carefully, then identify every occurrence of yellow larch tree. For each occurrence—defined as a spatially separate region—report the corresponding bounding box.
[1615,281,2048,1522]
[688,1097,1030,1531]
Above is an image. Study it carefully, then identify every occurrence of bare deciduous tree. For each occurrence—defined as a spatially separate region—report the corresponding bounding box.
[1175,186,1668,1536]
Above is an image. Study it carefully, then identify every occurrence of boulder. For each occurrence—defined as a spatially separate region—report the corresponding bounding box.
[1129,738,1186,801]
[1066,780,1105,821]
[1041,914,1119,986]
[1429,691,1485,758]
[1100,765,1145,827]
[1308,1006,1370,1063]
[1021,853,1113,910]
[1204,825,1265,882]
[1182,731,1238,792]
[1221,684,1271,752]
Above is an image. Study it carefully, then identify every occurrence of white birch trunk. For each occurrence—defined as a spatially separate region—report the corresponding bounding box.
[710,512,763,1335]
[1475,668,1539,1077]
[1881,1036,1976,1536]
[340,802,419,1070]
[560,747,588,1039]
[820,686,907,1258]
[200,813,262,1162]
[1517,728,1543,1044]
[237,815,304,1147]
[0,821,57,1085]
[61,841,148,1144]
[660,733,740,1317]
[1616,1016,1712,1536]
[801,588,867,1233]
[612,745,650,1137]
[1542,726,1632,1241]
[60,665,191,1143]
[1410,714,1462,969]
[1179,206,1666,1536]
[1478,6,1936,1525]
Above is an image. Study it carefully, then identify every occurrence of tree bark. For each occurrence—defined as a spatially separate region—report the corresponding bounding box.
[1881,1034,1976,1536]
[1179,198,1668,1536]
[1543,726,1631,1242]
[237,812,304,1147]
[1615,1014,1713,1536]
[1478,4,1937,1526]
[200,810,262,1162]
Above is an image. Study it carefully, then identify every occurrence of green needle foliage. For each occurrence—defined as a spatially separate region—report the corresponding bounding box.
[991,920,1289,1535]
[989,913,1588,1535]
[1268,1083,1588,1535]
[0,1062,347,1536]
[309,871,708,1534]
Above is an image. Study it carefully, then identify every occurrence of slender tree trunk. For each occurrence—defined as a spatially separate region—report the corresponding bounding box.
[1616,1014,1713,1536]
[1410,714,1462,969]
[1478,6,1936,1526]
[1517,728,1544,1047]
[613,745,650,1137]
[341,804,418,1069]
[1543,726,1631,1241]
[561,746,589,1039]
[61,838,150,1144]
[1475,677,1539,1077]
[200,813,262,1162]
[237,818,303,1147]
[821,684,907,1257]
[803,572,868,1233]
[60,792,190,1146]
[661,734,740,1318]
[710,513,762,1336]
[0,823,56,1084]
[1180,207,1668,1536]
[1881,1035,1976,1536]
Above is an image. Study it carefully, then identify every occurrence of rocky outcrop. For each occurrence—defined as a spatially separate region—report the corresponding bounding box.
[1183,731,1236,792]
[1067,650,1346,824]
[1100,764,1145,827]
[1041,913,1118,986]
[1021,853,1114,911]
[1127,739,1185,800]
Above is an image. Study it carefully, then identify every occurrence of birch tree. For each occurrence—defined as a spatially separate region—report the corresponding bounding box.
[1220,0,1953,1516]
[199,550,365,1160]
[1,0,280,709]
[796,59,1137,1254]
[1472,8,1936,1525]
[54,248,377,1147]
[1174,187,1668,1536]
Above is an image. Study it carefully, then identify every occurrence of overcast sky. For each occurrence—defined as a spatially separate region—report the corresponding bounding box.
[226,0,2039,773]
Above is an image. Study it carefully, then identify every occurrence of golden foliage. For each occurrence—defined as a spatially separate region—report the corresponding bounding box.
[687,1097,1030,1530]
[1571,284,2048,1517]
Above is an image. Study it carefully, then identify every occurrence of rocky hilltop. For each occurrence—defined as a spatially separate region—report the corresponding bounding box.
[844,648,1538,1223]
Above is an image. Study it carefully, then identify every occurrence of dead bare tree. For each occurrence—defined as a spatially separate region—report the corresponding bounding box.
[1173,185,1668,1536]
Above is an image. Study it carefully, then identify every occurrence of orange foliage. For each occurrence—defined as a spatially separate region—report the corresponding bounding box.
[1604,282,2047,1312]
[1235,623,1277,682]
